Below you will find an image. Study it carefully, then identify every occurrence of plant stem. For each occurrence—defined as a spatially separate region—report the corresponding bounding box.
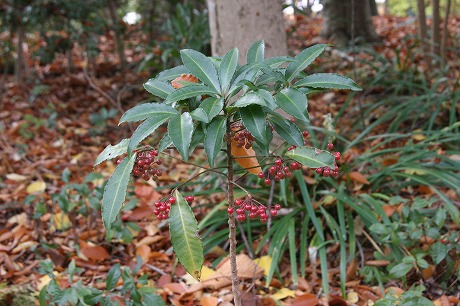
[226,118,242,306]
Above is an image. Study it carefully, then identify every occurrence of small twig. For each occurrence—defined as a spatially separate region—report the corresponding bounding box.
[267,180,276,231]
[236,220,254,258]
[145,263,166,275]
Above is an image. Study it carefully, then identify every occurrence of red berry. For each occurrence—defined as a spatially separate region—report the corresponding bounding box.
[323,168,330,177]
[260,218,267,223]
[169,197,176,204]
[274,204,281,210]
[258,172,265,178]
[287,145,296,151]
[150,150,158,157]
[334,152,341,161]
[275,159,282,166]
[327,143,334,150]
[142,173,150,181]
[316,168,323,175]
[153,208,159,215]
[235,199,243,206]
[156,159,163,165]
[154,201,161,208]
[302,131,309,137]
[331,170,338,177]
[116,159,123,164]
[237,214,246,221]
[186,195,194,203]
[264,178,272,186]
[290,118,295,123]
[227,207,234,214]
[285,171,292,177]
[270,209,278,216]
[236,208,244,215]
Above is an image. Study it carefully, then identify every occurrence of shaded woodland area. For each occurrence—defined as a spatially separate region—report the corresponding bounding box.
[1,0,460,305]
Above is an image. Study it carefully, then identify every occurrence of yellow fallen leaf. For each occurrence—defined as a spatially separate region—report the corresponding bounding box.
[412,129,426,141]
[8,212,27,225]
[347,291,359,303]
[404,168,427,175]
[52,212,71,231]
[26,181,46,194]
[71,153,83,164]
[12,241,38,253]
[254,255,272,276]
[201,266,216,281]
[38,272,59,291]
[271,287,296,300]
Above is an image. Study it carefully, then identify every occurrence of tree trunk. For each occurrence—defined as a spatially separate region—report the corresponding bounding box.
[14,23,26,83]
[384,0,389,15]
[369,0,378,16]
[107,0,127,68]
[416,0,430,68]
[321,0,381,48]
[207,0,288,60]
[431,0,441,57]
[441,0,452,58]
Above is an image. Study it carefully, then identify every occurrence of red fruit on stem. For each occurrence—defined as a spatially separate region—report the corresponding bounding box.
[264,178,272,186]
[274,204,281,210]
[169,197,176,204]
[237,214,246,221]
[270,209,278,216]
[327,143,334,150]
[227,207,234,214]
[258,172,265,178]
[316,168,323,175]
[235,199,243,206]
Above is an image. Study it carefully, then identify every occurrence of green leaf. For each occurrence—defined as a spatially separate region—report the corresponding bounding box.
[94,139,129,167]
[294,73,362,91]
[389,262,413,279]
[106,264,121,291]
[199,97,224,121]
[233,92,267,108]
[269,114,304,147]
[180,49,220,93]
[158,133,172,153]
[189,124,205,154]
[285,44,327,81]
[247,40,265,64]
[190,108,209,123]
[155,65,190,81]
[430,241,447,264]
[165,84,217,104]
[219,48,239,93]
[285,146,335,169]
[102,153,136,229]
[128,116,169,153]
[204,116,226,167]
[275,88,309,123]
[119,103,178,124]
[169,190,204,281]
[240,105,268,145]
[256,89,277,110]
[143,79,175,99]
[168,112,194,161]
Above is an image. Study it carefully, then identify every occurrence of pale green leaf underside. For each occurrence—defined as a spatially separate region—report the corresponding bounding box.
[102,153,136,229]
[219,48,239,93]
[190,108,209,123]
[169,190,204,281]
[168,112,194,161]
[94,138,129,167]
[165,84,217,104]
[285,146,335,169]
[199,97,224,121]
[143,79,175,99]
[294,73,362,91]
[285,44,327,81]
[247,40,265,64]
[155,65,190,81]
[275,88,309,123]
[233,92,267,108]
[269,115,304,147]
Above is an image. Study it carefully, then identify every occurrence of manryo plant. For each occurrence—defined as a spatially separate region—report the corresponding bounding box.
[95,41,361,305]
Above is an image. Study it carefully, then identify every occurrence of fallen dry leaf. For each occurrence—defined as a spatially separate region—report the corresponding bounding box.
[291,293,319,306]
[271,287,296,300]
[81,245,110,261]
[26,181,46,194]
[344,171,370,184]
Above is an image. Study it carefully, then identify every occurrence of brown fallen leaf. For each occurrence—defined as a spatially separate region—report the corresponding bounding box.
[136,244,151,263]
[201,296,219,306]
[231,139,262,175]
[291,293,319,306]
[344,171,370,184]
[81,245,110,261]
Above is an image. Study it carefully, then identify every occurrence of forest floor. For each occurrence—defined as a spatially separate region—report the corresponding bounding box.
[1,15,459,305]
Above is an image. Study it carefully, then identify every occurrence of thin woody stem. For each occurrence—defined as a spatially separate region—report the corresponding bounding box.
[226,118,242,306]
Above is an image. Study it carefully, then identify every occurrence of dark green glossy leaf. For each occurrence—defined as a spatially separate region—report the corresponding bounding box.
[128,116,169,153]
[158,133,172,153]
[143,79,175,99]
[285,146,335,169]
[285,44,327,81]
[240,105,268,145]
[180,49,220,92]
[155,65,190,81]
[269,114,304,147]
[168,112,194,161]
[169,190,204,281]
[233,92,267,108]
[256,89,277,110]
[247,40,265,64]
[430,242,448,265]
[190,108,209,123]
[119,103,178,124]
[165,84,217,104]
[94,139,129,167]
[219,48,239,93]
[102,153,136,229]
[199,97,224,121]
[189,124,205,154]
[389,262,413,278]
[204,116,226,167]
[294,73,362,91]
[275,88,309,123]
[106,264,121,291]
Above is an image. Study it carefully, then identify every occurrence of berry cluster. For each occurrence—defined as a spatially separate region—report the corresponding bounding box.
[152,195,194,220]
[229,127,255,149]
[312,143,341,177]
[227,197,281,223]
[258,158,302,186]
[118,150,164,181]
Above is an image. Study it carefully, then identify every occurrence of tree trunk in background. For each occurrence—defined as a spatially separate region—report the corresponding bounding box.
[416,0,430,68]
[107,0,127,68]
[431,0,441,57]
[384,0,389,15]
[321,0,381,48]
[207,0,288,60]
[441,0,452,58]
[369,0,378,16]
[14,24,27,83]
